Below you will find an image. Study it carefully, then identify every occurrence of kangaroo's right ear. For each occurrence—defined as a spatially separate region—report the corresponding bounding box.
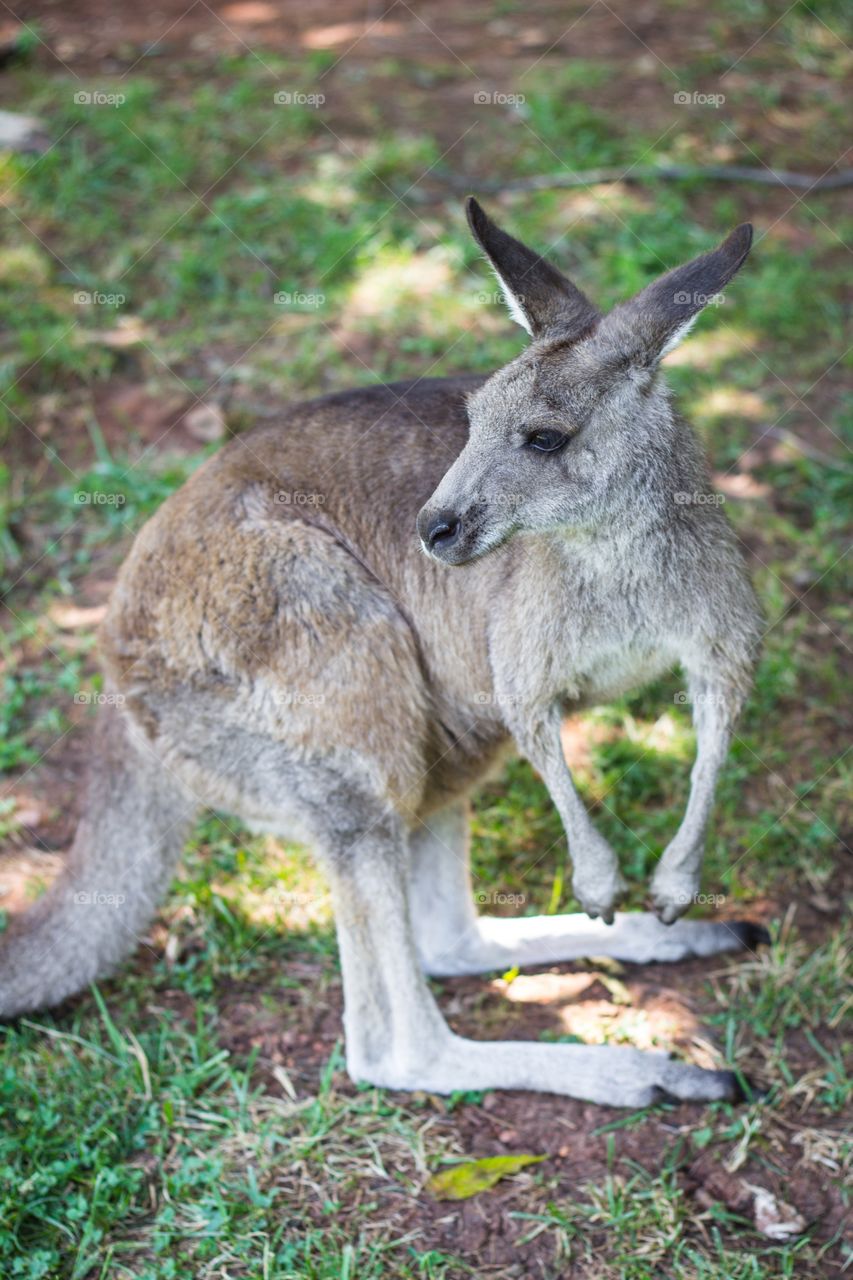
[596,223,753,370]
[466,196,600,343]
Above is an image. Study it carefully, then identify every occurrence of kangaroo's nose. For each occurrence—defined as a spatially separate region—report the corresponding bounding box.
[422,510,461,550]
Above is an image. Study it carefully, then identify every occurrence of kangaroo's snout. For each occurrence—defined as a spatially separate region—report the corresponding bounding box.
[419,507,461,554]
[418,473,503,566]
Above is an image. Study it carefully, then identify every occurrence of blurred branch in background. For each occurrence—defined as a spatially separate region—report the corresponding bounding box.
[410,163,853,200]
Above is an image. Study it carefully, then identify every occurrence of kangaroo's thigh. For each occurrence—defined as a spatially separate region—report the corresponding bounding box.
[106,510,432,823]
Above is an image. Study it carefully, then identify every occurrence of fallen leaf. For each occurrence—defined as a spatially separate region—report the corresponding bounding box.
[749,1185,806,1240]
[713,470,771,500]
[82,317,155,348]
[595,972,632,1005]
[48,602,107,630]
[426,1153,545,1201]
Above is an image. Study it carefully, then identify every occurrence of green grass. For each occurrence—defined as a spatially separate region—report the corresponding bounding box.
[1,1002,464,1278]
[511,1162,828,1279]
[0,8,850,1277]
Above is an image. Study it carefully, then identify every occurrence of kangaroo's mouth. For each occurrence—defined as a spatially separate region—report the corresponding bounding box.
[420,535,476,566]
[417,511,514,567]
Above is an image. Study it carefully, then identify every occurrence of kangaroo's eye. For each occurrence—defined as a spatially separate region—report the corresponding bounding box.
[526,428,568,453]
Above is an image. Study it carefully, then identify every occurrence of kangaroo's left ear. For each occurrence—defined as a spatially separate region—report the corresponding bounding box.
[595,223,753,368]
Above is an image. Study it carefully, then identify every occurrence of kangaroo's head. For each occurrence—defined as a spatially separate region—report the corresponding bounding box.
[417,198,752,565]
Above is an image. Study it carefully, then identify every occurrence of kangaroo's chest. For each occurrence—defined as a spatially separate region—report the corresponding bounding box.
[547,570,677,706]
[568,640,674,707]
[481,539,685,712]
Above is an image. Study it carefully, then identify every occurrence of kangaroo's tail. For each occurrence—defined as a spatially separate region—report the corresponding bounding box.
[0,700,198,1017]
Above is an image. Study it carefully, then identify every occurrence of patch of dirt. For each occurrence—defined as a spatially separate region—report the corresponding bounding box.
[3,0,736,75]
[200,945,850,1274]
[90,380,199,454]
[6,0,850,186]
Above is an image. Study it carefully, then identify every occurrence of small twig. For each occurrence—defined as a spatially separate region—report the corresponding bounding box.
[408,165,853,201]
[765,427,853,473]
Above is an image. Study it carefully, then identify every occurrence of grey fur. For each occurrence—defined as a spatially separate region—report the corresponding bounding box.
[0,202,762,1105]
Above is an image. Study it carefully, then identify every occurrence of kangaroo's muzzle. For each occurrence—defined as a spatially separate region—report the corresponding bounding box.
[418,506,463,559]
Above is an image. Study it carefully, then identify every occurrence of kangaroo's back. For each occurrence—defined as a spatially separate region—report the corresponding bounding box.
[101,371,505,690]
[217,373,486,553]
[106,372,492,626]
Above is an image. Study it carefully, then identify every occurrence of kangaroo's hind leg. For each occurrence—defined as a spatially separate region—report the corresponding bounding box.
[313,786,744,1104]
[409,801,769,978]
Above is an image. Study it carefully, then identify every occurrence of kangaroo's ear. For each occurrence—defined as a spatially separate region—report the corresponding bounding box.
[597,224,753,368]
[466,196,600,342]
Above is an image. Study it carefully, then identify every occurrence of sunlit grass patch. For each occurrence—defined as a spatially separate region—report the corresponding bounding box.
[199,830,333,934]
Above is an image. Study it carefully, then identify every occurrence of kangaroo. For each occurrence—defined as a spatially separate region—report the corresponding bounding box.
[0,199,765,1106]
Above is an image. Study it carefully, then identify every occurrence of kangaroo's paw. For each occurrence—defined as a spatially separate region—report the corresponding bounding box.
[572,864,628,926]
[649,866,700,924]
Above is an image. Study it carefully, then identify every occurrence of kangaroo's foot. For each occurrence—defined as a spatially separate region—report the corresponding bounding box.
[328,802,754,1106]
[419,909,769,977]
